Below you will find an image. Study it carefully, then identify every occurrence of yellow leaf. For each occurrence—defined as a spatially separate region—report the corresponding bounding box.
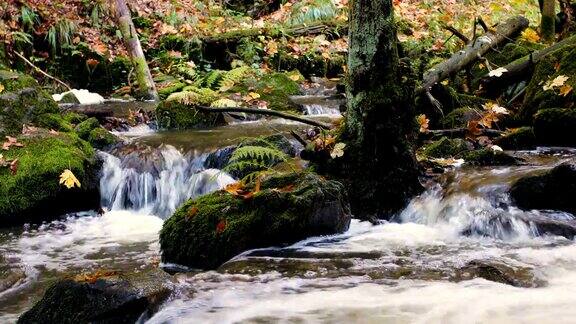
[417,114,430,133]
[521,28,540,43]
[59,169,81,189]
[0,84,4,93]
[560,84,573,97]
[330,142,346,159]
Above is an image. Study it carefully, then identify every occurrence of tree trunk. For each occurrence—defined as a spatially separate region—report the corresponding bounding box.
[542,0,556,43]
[110,0,158,101]
[339,0,423,220]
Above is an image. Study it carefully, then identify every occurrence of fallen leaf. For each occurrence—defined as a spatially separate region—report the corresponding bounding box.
[330,142,346,159]
[0,84,4,93]
[9,159,18,175]
[59,169,81,189]
[490,145,504,152]
[417,114,430,133]
[185,206,199,221]
[216,219,227,234]
[488,67,508,78]
[2,136,24,150]
[559,84,573,97]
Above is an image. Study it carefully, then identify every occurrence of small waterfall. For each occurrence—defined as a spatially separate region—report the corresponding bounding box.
[303,103,341,116]
[99,145,235,218]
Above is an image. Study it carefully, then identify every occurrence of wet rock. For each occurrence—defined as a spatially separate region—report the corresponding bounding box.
[160,172,352,270]
[18,269,173,324]
[0,132,101,225]
[462,149,520,166]
[494,127,537,150]
[510,163,576,214]
[519,213,576,239]
[440,107,481,129]
[454,260,544,288]
[422,137,471,158]
[156,94,225,130]
[0,255,26,294]
[75,117,119,149]
[533,108,576,147]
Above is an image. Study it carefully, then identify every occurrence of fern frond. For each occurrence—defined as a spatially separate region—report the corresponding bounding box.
[218,66,251,91]
[228,146,288,164]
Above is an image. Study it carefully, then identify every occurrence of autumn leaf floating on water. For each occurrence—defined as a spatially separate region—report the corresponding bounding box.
[59,169,81,189]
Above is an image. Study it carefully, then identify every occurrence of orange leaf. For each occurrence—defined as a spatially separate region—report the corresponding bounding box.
[9,159,18,175]
[216,219,227,234]
[186,206,199,221]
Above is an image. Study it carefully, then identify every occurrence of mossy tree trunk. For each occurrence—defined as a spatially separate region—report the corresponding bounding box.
[541,0,556,43]
[110,0,158,101]
[339,0,422,220]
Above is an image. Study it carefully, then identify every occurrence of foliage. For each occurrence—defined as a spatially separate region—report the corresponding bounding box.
[224,145,289,182]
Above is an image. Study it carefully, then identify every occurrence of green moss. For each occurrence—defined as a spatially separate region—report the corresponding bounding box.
[521,45,576,120]
[463,149,519,166]
[494,127,537,150]
[272,52,346,78]
[156,99,226,130]
[87,127,118,149]
[62,112,88,125]
[158,81,187,100]
[533,108,576,146]
[423,137,471,158]
[75,118,100,139]
[160,172,351,269]
[0,71,60,136]
[230,72,302,112]
[441,107,481,128]
[35,113,74,132]
[0,133,98,223]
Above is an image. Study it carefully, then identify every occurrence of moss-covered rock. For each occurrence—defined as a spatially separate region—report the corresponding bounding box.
[35,113,74,132]
[521,45,576,120]
[156,98,226,130]
[160,172,351,269]
[271,52,346,78]
[0,71,59,136]
[0,132,100,225]
[157,80,187,100]
[18,269,173,324]
[232,72,302,112]
[510,162,576,214]
[440,107,482,128]
[422,137,471,158]
[533,108,576,147]
[494,127,537,150]
[462,149,519,166]
[74,117,118,149]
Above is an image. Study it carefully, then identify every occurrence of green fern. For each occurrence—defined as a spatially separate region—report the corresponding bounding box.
[224,145,288,183]
[202,70,225,89]
[20,6,39,32]
[218,66,251,91]
[289,0,338,26]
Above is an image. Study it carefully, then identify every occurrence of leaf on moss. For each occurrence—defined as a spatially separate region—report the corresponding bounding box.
[2,136,24,150]
[59,169,81,189]
[216,219,227,234]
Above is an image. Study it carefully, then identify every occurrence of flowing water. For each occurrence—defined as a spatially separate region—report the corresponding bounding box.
[1,103,576,322]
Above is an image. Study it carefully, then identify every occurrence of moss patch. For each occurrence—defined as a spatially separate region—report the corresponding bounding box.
[0,132,100,224]
[423,137,471,158]
[160,171,351,269]
[463,149,519,166]
[533,108,576,147]
[494,127,537,150]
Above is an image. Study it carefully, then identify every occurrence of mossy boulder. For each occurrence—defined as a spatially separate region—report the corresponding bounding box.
[75,117,118,149]
[422,137,471,158]
[440,107,481,128]
[494,127,537,150]
[232,72,302,112]
[0,132,100,225]
[462,149,519,166]
[156,97,226,130]
[0,71,59,136]
[510,163,576,214]
[157,80,187,100]
[18,269,173,324]
[533,108,576,147]
[35,113,75,132]
[521,45,576,120]
[160,172,352,269]
[271,52,346,78]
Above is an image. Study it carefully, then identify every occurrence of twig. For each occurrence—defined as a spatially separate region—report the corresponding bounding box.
[195,105,333,129]
[443,25,470,44]
[13,51,72,91]
[422,128,504,138]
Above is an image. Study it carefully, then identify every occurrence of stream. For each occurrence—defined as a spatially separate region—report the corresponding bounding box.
[1,99,576,323]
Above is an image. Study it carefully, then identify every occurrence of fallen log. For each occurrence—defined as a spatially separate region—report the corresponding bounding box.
[418,16,529,95]
[195,105,333,129]
[60,105,114,119]
[479,33,576,95]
